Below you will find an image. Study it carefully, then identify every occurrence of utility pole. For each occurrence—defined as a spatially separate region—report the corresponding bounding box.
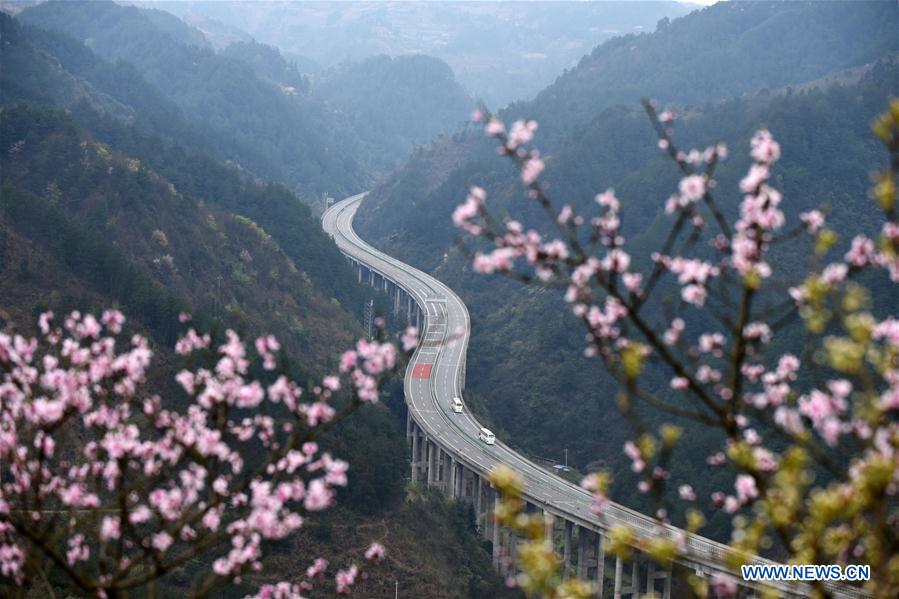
[565,448,568,468]
[395,580,398,598]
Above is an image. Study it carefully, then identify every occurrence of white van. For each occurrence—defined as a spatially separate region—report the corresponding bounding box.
[451,397,464,413]
[478,427,495,445]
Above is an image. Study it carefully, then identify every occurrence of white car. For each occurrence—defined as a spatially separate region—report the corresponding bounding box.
[451,397,463,413]
[478,427,495,445]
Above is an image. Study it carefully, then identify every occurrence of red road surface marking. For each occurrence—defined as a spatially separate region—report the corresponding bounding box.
[412,364,433,379]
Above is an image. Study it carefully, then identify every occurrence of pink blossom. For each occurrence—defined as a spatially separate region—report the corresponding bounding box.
[339,350,357,373]
[66,534,90,566]
[622,272,642,293]
[678,174,706,202]
[595,189,620,211]
[873,317,899,346]
[304,479,332,511]
[739,164,770,193]
[580,473,609,514]
[401,327,418,352]
[749,129,781,164]
[663,318,685,345]
[521,156,545,185]
[681,284,707,306]
[507,119,538,149]
[307,557,328,578]
[152,532,173,553]
[707,452,726,466]
[734,475,758,503]
[670,377,689,391]
[484,118,505,137]
[322,376,340,392]
[100,516,121,541]
[821,263,848,285]
[678,485,696,501]
[364,542,386,562]
[335,564,359,594]
[845,235,876,267]
[800,210,825,233]
[623,441,645,472]
[710,573,739,598]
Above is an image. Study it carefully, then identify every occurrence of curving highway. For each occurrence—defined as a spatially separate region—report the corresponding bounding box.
[322,192,864,599]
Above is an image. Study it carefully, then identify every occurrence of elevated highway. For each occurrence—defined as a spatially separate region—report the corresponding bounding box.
[323,193,863,599]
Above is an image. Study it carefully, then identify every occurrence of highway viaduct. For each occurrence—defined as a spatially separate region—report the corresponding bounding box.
[323,193,865,599]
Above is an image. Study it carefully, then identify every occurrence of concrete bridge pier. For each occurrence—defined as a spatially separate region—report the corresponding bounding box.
[449,457,458,499]
[475,475,485,531]
[438,448,448,493]
[393,284,402,315]
[594,532,606,598]
[409,420,425,483]
[613,555,623,599]
[606,552,669,599]
[578,526,590,580]
[426,439,436,486]
[543,510,555,550]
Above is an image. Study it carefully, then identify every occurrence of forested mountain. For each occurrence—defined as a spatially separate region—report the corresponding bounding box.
[17,0,369,199]
[149,0,696,106]
[0,12,365,313]
[15,0,478,194]
[354,0,898,536]
[0,6,516,596]
[220,40,311,94]
[316,54,474,174]
[0,104,354,373]
[517,0,899,142]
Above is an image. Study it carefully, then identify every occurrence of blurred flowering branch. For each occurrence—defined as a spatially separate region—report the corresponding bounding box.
[459,100,899,598]
[0,310,413,597]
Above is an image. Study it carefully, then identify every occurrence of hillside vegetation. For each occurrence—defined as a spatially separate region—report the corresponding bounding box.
[16,0,476,197]
[354,1,898,538]
[0,4,516,595]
